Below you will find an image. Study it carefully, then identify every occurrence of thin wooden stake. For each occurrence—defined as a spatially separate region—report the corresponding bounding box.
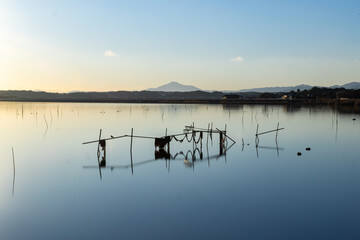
[130,128,134,174]
[206,123,210,146]
[210,122,213,146]
[255,124,259,147]
[97,129,102,158]
[275,122,279,140]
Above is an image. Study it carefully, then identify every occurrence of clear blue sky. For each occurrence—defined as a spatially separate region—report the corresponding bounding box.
[1,0,359,92]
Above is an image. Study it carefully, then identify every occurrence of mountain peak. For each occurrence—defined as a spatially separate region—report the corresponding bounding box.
[147,82,201,92]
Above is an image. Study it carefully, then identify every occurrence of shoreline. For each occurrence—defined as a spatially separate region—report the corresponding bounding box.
[1,98,359,107]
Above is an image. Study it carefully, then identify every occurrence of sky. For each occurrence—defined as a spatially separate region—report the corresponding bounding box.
[0,0,360,92]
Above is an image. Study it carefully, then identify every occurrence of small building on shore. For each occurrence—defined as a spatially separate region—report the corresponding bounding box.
[222,94,241,101]
[281,94,296,100]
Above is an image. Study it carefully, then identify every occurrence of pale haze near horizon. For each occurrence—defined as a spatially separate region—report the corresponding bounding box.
[0,0,359,92]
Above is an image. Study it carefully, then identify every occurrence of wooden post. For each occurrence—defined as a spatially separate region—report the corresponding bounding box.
[97,129,102,158]
[130,128,134,153]
[97,129,103,180]
[130,128,134,175]
[206,123,210,146]
[219,132,223,155]
[167,141,170,158]
[211,122,213,146]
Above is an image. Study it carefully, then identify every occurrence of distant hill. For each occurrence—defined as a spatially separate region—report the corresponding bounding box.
[147,82,201,92]
[330,82,360,90]
[237,84,313,93]
[237,82,360,93]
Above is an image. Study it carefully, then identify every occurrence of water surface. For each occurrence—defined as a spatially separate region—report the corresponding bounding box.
[0,102,359,240]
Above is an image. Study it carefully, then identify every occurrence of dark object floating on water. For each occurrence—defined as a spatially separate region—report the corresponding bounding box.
[353,118,356,121]
[297,152,302,156]
[306,147,311,151]
[247,143,250,146]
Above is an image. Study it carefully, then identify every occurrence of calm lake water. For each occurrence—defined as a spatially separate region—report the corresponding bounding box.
[0,102,359,240]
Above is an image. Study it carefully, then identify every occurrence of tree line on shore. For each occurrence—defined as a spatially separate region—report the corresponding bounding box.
[0,87,359,102]
[259,87,360,100]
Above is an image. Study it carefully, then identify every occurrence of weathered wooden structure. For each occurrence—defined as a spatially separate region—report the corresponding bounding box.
[83,123,236,177]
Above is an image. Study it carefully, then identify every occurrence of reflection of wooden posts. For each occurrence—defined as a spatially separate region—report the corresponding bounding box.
[224,124,227,146]
[166,128,170,153]
[255,124,259,147]
[206,123,210,146]
[155,149,170,160]
[12,147,15,196]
